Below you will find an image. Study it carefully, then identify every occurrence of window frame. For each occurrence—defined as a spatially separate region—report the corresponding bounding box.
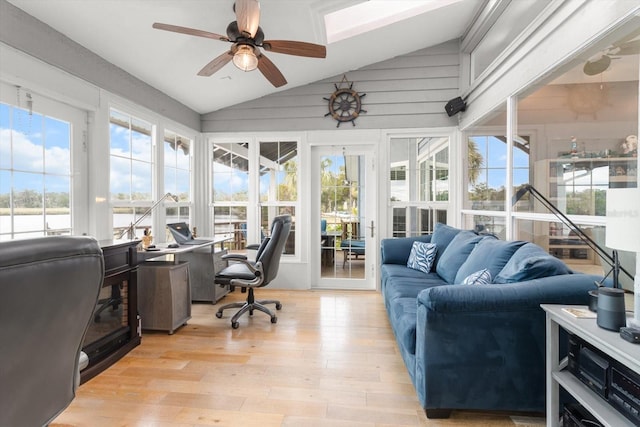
[209,135,300,259]
[0,84,87,240]
[387,134,451,237]
[109,107,156,240]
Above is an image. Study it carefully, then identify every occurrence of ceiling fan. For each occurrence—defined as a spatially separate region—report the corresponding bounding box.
[152,0,326,87]
[583,38,640,76]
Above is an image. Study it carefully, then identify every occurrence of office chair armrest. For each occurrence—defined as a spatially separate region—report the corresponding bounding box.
[228,260,265,288]
[222,253,248,261]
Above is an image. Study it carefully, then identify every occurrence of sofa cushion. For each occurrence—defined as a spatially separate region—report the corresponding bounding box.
[430,223,463,267]
[436,230,484,284]
[454,237,527,284]
[407,242,437,274]
[388,297,419,356]
[381,235,433,265]
[462,268,492,285]
[384,274,446,303]
[382,264,435,281]
[494,242,572,283]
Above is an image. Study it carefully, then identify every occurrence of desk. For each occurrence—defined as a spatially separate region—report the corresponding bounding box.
[139,236,231,303]
[138,236,230,258]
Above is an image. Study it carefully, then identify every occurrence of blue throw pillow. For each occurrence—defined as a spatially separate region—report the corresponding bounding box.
[454,237,527,284]
[430,223,463,267]
[494,242,572,283]
[435,230,484,284]
[406,242,437,274]
[462,268,492,285]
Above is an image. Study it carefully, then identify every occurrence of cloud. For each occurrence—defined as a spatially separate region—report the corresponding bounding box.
[109,124,153,196]
[0,129,70,175]
[213,170,248,195]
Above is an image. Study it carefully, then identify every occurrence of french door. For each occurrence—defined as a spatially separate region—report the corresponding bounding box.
[311,144,377,290]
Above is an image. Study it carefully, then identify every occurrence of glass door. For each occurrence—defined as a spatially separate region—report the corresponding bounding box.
[311,144,376,290]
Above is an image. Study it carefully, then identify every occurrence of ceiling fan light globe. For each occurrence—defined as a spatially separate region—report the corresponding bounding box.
[583,54,612,76]
[233,45,258,71]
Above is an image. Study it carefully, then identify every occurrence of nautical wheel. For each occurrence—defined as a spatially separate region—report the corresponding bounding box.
[324,76,366,127]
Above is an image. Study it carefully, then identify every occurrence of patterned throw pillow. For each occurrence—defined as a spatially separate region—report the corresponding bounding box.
[406,242,437,274]
[462,268,492,285]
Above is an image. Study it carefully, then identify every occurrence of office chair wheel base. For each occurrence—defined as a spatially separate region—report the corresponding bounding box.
[275,303,282,310]
[271,316,277,324]
[232,321,239,329]
[215,311,223,319]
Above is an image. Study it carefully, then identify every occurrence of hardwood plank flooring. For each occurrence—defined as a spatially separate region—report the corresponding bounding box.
[52,290,544,426]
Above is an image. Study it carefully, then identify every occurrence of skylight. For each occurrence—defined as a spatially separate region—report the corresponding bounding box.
[324,0,465,44]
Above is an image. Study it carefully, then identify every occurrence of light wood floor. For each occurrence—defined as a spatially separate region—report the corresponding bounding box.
[53,289,544,427]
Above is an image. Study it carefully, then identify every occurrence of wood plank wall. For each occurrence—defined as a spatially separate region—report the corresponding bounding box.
[201,40,462,133]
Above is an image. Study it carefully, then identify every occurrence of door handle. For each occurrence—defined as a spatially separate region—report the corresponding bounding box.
[367,220,375,238]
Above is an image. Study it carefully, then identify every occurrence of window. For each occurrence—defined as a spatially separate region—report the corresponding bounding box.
[467,135,507,211]
[259,140,297,254]
[211,139,299,255]
[164,130,192,225]
[463,104,531,237]
[0,98,74,239]
[470,1,549,79]
[212,141,250,250]
[389,136,449,237]
[109,108,154,239]
[463,25,639,277]
[508,28,639,273]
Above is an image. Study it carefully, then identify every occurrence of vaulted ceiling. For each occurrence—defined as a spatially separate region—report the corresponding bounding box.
[5,0,484,114]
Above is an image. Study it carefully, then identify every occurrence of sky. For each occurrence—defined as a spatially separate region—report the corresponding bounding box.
[0,103,71,194]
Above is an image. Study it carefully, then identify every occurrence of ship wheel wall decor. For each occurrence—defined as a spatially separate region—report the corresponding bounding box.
[324,76,366,127]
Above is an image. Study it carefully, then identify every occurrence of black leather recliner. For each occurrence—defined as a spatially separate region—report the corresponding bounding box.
[0,236,104,427]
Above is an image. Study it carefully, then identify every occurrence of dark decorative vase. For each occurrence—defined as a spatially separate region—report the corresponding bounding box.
[596,287,626,331]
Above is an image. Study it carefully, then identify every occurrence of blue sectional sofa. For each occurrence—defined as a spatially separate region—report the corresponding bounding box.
[380,223,603,418]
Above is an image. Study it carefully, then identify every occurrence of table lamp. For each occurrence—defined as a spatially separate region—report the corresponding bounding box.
[118,192,178,240]
[606,188,640,329]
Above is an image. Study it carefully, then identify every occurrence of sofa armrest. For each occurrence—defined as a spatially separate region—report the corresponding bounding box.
[413,273,599,413]
[417,274,598,313]
[381,235,432,265]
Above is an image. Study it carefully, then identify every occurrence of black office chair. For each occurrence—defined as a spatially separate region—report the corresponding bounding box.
[231,219,276,293]
[215,214,292,329]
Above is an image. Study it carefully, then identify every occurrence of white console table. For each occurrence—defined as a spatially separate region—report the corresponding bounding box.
[542,304,640,427]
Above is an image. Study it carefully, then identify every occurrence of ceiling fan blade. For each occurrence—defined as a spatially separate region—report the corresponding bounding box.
[197,50,234,76]
[615,39,640,56]
[257,53,287,87]
[152,23,229,42]
[235,0,260,38]
[583,55,611,76]
[262,40,326,58]
[611,29,640,49]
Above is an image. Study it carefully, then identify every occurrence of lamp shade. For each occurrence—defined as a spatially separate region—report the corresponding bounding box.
[606,188,640,252]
